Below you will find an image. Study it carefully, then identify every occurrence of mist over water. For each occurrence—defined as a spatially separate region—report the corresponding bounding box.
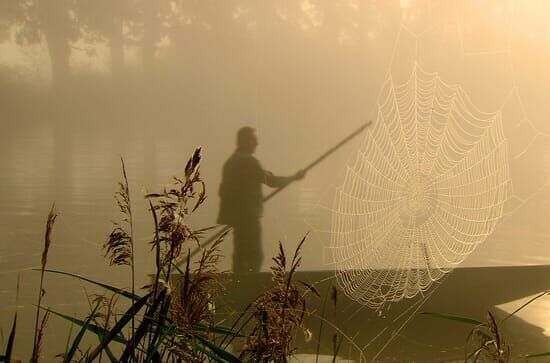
[1,0,550,360]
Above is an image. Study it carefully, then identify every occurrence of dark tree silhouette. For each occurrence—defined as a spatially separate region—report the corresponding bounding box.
[73,0,139,78]
[10,0,79,88]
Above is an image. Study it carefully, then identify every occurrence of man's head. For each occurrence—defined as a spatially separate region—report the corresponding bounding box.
[236,126,258,153]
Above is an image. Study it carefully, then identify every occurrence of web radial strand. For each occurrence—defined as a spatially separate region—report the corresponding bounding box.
[330,64,512,309]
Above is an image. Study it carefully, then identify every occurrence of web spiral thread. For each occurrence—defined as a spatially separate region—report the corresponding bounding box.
[331,63,512,309]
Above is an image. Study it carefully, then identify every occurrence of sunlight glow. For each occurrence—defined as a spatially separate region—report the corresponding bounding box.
[497,294,550,337]
[400,0,411,9]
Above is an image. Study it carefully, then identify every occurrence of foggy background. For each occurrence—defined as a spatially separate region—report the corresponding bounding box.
[1,0,550,359]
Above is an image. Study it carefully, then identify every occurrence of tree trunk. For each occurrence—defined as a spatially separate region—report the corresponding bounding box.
[142,1,159,78]
[110,15,124,78]
[36,0,72,89]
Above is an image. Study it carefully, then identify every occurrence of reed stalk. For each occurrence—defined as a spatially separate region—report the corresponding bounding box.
[104,158,135,358]
[31,205,57,363]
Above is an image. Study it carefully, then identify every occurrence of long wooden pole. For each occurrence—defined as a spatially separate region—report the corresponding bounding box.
[188,121,372,259]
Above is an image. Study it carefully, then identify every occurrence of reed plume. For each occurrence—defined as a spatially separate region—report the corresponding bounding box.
[104,158,136,357]
[141,147,230,360]
[467,311,510,362]
[42,206,57,268]
[242,236,313,362]
[31,204,57,363]
[104,158,134,267]
[166,236,225,360]
[145,147,207,274]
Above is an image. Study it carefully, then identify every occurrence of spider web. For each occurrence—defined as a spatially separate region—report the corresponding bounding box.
[295,1,550,360]
[330,63,511,309]
[297,0,550,311]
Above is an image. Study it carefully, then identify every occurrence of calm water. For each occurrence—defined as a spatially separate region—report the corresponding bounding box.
[1,121,549,361]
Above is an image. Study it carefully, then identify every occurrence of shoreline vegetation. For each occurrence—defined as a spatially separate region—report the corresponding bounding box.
[1,148,548,362]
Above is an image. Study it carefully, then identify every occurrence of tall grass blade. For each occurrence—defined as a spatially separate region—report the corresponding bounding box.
[40,306,127,345]
[315,291,329,362]
[4,273,20,361]
[192,343,227,363]
[192,324,244,337]
[468,328,493,346]
[144,295,171,361]
[77,348,90,363]
[145,324,174,363]
[87,291,152,361]
[102,346,118,363]
[420,311,483,325]
[194,334,241,363]
[525,351,550,358]
[170,261,184,275]
[332,333,342,363]
[502,290,549,323]
[64,301,101,362]
[119,290,167,361]
[220,302,255,349]
[37,269,140,301]
[4,313,16,361]
[63,323,74,357]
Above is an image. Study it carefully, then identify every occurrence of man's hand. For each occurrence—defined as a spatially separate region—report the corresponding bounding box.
[294,169,306,181]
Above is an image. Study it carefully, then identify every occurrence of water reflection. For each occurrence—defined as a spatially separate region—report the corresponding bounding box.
[498,293,550,338]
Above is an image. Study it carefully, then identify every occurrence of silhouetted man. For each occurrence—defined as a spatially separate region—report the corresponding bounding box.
[218,126,305,273]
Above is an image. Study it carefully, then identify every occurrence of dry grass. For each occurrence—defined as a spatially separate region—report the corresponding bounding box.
[466,311,510,363]
[103,157,137,357]
[104,158,133,267]
[145,147,207,273]
[41,206,57,269]
[31,311,49,363]
[166,237,225,360]
[31,205,57,363]
[240,236,317,362]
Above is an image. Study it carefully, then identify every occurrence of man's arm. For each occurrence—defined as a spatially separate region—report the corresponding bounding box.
[263,169,306,188]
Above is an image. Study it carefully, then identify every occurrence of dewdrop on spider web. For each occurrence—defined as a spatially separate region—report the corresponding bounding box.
[330,63,512,309]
